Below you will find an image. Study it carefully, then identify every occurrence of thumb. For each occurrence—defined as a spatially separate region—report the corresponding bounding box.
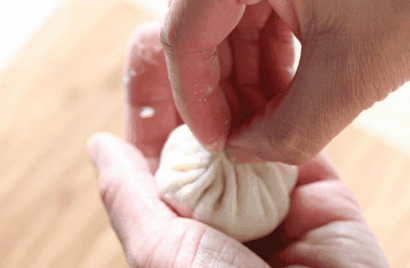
[86,133,176,258]
[225,40,378,165]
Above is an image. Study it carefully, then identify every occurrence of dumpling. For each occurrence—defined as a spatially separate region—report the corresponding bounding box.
[155,124,298,242]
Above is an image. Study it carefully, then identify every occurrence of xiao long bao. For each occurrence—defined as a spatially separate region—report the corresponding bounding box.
[155,124,298,242]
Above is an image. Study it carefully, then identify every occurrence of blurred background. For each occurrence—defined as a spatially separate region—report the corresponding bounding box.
[1,0,409,267]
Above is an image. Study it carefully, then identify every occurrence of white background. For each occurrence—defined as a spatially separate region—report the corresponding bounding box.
[1,0,410,154]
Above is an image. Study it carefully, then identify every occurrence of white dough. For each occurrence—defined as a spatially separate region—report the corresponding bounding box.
[155,124,298,242]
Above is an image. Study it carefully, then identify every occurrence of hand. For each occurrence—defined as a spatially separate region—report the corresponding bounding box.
[160,0,410,165]
[86,21,389,267]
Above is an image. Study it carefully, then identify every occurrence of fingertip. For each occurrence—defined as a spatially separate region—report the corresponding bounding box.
[124,21,162,72]
[86,132,118,171]
[86,132,103,165]
[180,89,232,156]
[86,133,98,153]
[128,21,160,47]
[87,132,115,151]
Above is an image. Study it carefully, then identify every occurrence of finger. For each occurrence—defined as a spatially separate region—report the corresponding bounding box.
[160,0,248,152]
[246,174,368,267]
[282,180,366,242]
[260,10,296,98]
[228,1,272,117]
[264,0,302,40]
[264,151,364,242]
[225,38,372,165]
[86,133,177,256]
[243,151,346,265]
[282,221,389,267]
[296,151,340,186]
[217,38,244,127]
[123,22,182,171]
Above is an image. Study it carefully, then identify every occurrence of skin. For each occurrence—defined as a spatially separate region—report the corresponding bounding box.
[160,0,410,165]
[86,21,389,267]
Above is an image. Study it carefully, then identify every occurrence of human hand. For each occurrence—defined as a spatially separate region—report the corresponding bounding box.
[87,133,389,267]
[160,0,410,165]
[86,21,389,267]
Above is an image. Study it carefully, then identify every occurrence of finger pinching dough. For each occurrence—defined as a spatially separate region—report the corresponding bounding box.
[155,124,298,242]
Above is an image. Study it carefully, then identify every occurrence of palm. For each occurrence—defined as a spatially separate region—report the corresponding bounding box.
[120,14,387,267]
[99,139,387,267]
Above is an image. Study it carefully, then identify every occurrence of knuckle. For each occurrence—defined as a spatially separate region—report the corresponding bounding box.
[159,25,170,49]
[159,21,180,55]
[160,20,214,58]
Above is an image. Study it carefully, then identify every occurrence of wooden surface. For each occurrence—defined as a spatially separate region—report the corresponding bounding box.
[1,0,409,267]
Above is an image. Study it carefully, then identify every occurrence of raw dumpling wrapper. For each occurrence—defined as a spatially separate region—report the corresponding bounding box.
[155,124,298,242]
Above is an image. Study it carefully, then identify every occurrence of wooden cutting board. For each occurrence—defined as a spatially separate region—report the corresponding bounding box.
[1,0,409,267]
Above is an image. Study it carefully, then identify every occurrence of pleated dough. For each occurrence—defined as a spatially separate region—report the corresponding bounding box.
[155,124,298,242]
